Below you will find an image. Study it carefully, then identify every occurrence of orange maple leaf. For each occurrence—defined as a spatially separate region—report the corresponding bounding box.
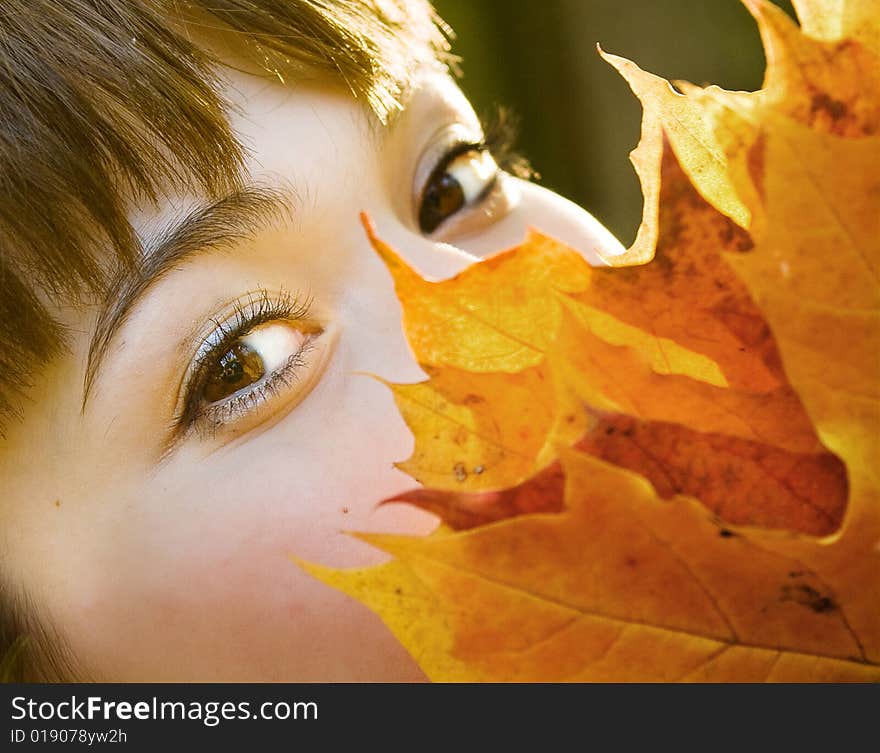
[297,0,879,682]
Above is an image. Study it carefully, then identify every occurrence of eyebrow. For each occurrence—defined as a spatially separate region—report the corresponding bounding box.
[82,185,296,407]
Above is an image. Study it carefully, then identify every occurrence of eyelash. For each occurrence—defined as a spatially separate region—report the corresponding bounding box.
[429,106,536,180]
[174,289,314,438]
[477,104,537,181]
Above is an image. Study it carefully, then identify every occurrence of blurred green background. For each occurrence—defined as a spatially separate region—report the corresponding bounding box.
[432,0,796,245]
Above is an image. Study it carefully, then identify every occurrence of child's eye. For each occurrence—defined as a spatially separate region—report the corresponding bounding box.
[418,145,500,234]
[173,290,329,441]
[415,107,534,238]
[201,322,314,404]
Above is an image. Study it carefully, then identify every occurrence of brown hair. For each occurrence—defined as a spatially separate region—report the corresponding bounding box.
[0,0,451,681]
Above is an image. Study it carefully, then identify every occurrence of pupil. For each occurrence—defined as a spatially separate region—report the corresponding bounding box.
[419,171,465,233]
[220,358,243,384]
[203,341,265,403]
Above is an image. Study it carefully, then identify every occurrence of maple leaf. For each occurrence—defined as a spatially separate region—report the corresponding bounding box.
[298,0,880,681]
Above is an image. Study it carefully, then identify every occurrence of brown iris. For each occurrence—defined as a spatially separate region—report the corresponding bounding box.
[202,341,265,403]
[419,167,466,233]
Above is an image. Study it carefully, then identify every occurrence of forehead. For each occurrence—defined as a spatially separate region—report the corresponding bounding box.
[217,63,472,150]
[129,65,477,223]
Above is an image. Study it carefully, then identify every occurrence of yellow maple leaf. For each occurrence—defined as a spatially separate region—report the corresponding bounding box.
[298,0,879,681]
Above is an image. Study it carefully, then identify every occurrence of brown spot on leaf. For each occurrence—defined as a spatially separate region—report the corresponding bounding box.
[810,92,847,123]
[780,583,837,614]
[747,133,766,203]
[720,217,754,253]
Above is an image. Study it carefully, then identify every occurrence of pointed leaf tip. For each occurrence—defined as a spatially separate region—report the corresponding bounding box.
[359,210,377,239]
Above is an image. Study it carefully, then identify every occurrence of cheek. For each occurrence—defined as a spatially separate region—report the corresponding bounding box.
[65,513,426,681]
[60,465,433,681]
[59,351,435,681]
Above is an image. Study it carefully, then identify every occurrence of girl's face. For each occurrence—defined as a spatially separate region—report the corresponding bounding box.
[0,65,623,680]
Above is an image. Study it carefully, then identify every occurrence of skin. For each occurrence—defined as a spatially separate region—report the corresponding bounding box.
[0,60,624,680]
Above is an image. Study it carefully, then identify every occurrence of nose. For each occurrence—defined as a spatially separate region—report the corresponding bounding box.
[370,176,626,286]
[453,178,626,266]
[515,180,626,264]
